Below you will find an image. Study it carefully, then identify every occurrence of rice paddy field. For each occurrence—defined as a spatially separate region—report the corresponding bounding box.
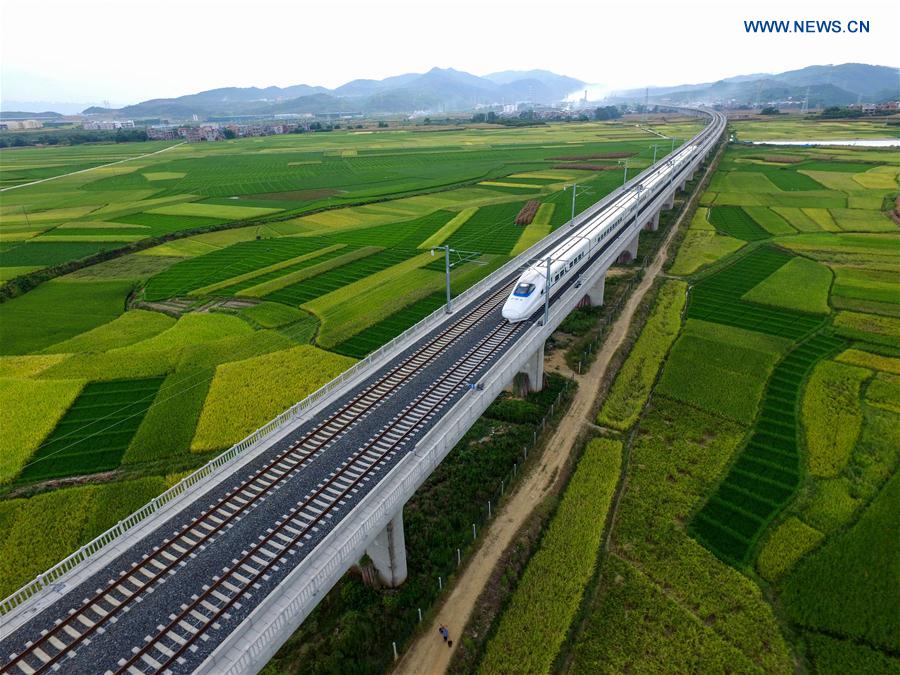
[3,115,896,675]
[0,119,698,281]
[553,128,899,675]
[730,116,900,141]
[0,118,702,601]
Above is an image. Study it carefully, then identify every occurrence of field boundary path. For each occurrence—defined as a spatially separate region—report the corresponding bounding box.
[0,141,185,192]
[391,141,710,675]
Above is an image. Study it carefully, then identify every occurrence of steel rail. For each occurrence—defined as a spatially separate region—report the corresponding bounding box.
[2,283,512,675]
[112,320,522,675]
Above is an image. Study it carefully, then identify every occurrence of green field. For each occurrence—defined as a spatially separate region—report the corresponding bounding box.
[596,281,686,430]
[1,121,700,280]
[19,377,165,482]
[2,120,700,490]
[2,117,897,675]
[478,438,621,674]
[550,131,899,675]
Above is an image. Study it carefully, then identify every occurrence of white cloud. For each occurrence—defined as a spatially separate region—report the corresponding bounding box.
[1,0,897,104]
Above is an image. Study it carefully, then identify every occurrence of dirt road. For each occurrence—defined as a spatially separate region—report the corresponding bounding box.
[393,214,686,675]
[0,142,185,192]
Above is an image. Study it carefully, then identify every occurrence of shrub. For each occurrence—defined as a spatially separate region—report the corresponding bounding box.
[485,396,542,424]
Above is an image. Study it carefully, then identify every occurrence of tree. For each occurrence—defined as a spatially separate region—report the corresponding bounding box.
[472,112,486,123]
[760,106,780,115]
[377,121,388,128]
[593,106,621,121]
[222,128,236,139]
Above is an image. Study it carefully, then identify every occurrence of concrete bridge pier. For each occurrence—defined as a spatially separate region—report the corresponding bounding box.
[643,211,660,232]
[617,231,639,264]
[584,273,605,306]
[514,341,545,395]
[662,190,675,209]
[365,508,407,587]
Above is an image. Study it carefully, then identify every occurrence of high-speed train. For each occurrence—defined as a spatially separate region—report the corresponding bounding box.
[501,143,699,322]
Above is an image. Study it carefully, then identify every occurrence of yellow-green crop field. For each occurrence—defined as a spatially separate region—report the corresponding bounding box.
[490,120,899,675]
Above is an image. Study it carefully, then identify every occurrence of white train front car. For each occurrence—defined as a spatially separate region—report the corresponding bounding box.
[501,268,545,322]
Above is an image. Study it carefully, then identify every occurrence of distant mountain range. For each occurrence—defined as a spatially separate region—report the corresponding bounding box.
[3,63,897,122]
[75,68,585,120]
[614,63,899,107]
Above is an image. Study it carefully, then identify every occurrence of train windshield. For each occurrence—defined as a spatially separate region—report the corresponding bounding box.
[513,283,535,297]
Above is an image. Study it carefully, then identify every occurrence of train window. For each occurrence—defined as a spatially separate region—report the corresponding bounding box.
[513,283,535,297]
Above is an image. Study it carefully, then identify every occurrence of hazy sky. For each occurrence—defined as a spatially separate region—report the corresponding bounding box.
[2,0,897,106]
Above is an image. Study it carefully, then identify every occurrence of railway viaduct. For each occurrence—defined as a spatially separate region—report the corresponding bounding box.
[1,109,725,675]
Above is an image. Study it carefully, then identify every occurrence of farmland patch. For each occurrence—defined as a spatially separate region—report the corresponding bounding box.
[0,280,131,355]
[191,346,354,452]
[597,281,686,431]
[741,256,832,315]
[689,333,846,565]
[707,206,769,241]
[18,377,165,482]
[802,360,870,477]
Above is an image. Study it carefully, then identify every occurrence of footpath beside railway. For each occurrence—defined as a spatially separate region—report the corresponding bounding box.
[392,134,724,675]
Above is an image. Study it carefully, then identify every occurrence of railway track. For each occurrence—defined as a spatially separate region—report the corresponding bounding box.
[2,282,514,675]
[3,110,724,675]
[111,318,522,675]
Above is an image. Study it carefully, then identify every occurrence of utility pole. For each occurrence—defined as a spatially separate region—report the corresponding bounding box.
[544,256,552,325]
[622,160,629,186]
[443,245,451,312]
[570,182,577,223]
[431,245,483,315]
[652,144,658,164]
[670,137,676,153]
